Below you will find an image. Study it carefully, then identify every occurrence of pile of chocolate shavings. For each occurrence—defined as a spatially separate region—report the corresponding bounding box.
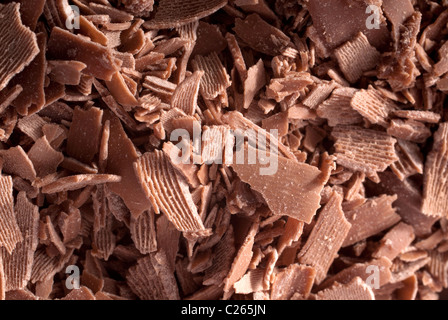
[0,0,447,300]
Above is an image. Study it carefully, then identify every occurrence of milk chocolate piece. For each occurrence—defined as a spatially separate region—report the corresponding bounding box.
[0,3,39,91]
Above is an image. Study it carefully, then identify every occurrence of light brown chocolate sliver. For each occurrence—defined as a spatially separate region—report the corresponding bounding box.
[422,123,448,217]
[343,195,401,247]
[143,0,226,29]
[298,192,351,283]
[316,88,362,127]
[0,3,39,91]
[0,192,38,291]
[233,13,291,56]
[0,146,37,182]
[66,106,103,164]
[134,150,208,235]
[47,27,120,81]
[224,221,258,292]
[41,174,121,194]
[271,264,316,300]
[334,32,380,83]
[0,175,23,254]
[127,253,180,300]
[27,136,64,177]
[332,125,398,180]
[192,52,231,103]
[350,88,398,127]
[171,71,203,115]
[315,277,375,300]
[372,222,415,261]
[106,117,152,217]
[231,146,325,224]
[130,210,157,255]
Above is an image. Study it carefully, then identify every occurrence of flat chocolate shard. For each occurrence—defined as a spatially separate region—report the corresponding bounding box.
[0,3,39,91]
[224,221,258,292]
[193,21,227,57]
[130,210,157,255]
[48,27,120,81]
[41,174,122,194]
[387,119,432,144]
[350,87,397,127]
[320,257,392,290]
[315,277,375,300]
[298,192,351,283]
[192,52,231,105]
[61,286,96,300]
[0,146,36,182]
[106,117,152,217]
[393,110,441,124]
[134,150,208,236]
[48,60,86,86]
[233,268,266,294]
[234,13,291,56]
[374,172,438,238]
[422,123,448,218]
[221,111,297,161]
[9,32,46,116]
[231,145,324,224]
[265,72,313,103]
[127,253,180,300]
[270,264,316,300]
[66,106,103,164]
[332,126,398,181]
[0,176,23,254]
[302,81,338,109]
[316,88,363,126]
[105,72,138,109]
[343,195,401,247]
[372,222,415,261]
[27,136,64,177]
[143,0,227,29]
[390,140,423,181]
[31,248,74,283]
[171,71,203,115]
[334,32,380,83]
[306,0,389,56]
[120,0,154,17]
[0,192,38,291]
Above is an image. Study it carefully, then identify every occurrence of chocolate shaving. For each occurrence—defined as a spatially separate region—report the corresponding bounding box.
[41,174,121,194]
[0,192,38,291]
[315,277,375,300]
[343,195,401,247]
[171,71,203,115]
[144,0,227,29]
[48,27,120,81]
[422,123,448,217]
[332,126,398,181]
[0,176,23,254]
[350,87,398,127]
[231,146,325,224]
[134,150,208,236]
[271,264,316,300]
[298,192,351,283]
[0,146,36,182]
[0,3,39,91]
[127,253,180,300]
[192,52,231,105]
[334,32,380,83]
[234,13,291,56]
[66,106,103,164]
